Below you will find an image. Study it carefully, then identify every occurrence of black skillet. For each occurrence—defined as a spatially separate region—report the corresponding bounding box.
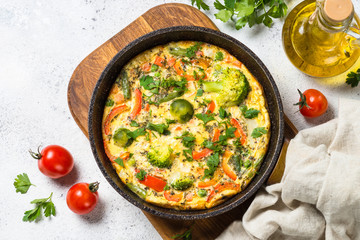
[88,26,284,220]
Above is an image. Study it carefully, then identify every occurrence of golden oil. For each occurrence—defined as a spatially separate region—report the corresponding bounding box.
[282,0,360,77]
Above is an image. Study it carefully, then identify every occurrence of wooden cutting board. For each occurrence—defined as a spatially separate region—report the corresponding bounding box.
[67,3,298,239]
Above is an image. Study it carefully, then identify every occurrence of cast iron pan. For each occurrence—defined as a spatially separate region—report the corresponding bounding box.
[88,26,284,220]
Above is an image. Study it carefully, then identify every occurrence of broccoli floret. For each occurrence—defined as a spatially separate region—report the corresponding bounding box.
[171,176,194,191]
[203,68,249,108]
[147,145,173,168]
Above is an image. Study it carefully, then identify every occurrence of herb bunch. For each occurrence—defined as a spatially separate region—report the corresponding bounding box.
[191,0,288,29]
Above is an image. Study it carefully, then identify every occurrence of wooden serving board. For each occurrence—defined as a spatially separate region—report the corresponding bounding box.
[67,3,298,239]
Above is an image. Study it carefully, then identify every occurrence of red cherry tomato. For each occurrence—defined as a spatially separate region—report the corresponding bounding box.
[295,89,328,118]
[66,182,99,215]
[29,145,74,178]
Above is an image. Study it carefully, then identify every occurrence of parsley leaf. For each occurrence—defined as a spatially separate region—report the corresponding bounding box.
[203,152,220,179]
[215,51,224,61]
[151,64,159,72]
[195,113,215,125]
[130,120,140,127]
[183,149,194,162]
[136,169,147,181]
[240,105,260,119]
[191,0,210,11]
[105,99,114,107]
[146,123,170,135]
[14,173,35,194]
[172,227,193,240]
[346,68,360,87]
[196,89,204,97]
[114,157,124,167]
[166,119,177,125]
[23,192,56,222]
[185,42,202,58]
[219,107,230,119]
[127,128,147,140]
[175,131,196,148]
[251,127,268,138]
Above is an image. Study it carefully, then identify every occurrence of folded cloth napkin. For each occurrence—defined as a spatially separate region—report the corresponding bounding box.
[217,98,360,240]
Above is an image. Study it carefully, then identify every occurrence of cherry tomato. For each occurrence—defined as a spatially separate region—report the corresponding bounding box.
[29,145,74,178]
[295,89,328,118]
[66,182,99,215]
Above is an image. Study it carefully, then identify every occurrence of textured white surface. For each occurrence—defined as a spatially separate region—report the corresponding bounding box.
[0,0,359,239]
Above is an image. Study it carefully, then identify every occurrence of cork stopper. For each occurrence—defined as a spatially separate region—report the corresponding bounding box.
[324,0,353,22]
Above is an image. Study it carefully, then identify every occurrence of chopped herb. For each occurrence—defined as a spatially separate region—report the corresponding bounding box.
[195,113,215,125]
[203,152,220,179]
[163,184,170,191]
[130,120,140,127]
[215,51,224,61]
[127,128,147,140]
[114,157,124,167]
[136,169,147,181]
[240,105,260,119]
[151,64,159,72]
[185,42,202,58]
[197,189,208,197]
[23,192,56,222]
[196,89,204,97]
[346,68,360,87]
[154,72,161,78]
[105,99,114,107]
[181,58,191,64]
[166,119,177,125]
[146,122,170,135]
[183,149,193,161]
[243,160,251,168]
[140,75,158,91]
[14,173,35,194]
[219,107,230,119]
[175,131,196,148]
[251,127,267,138]
[172,227,192,240]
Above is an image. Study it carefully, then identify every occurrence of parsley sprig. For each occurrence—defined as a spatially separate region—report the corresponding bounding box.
[23,192,56,222]
[191,0,287,29]
[346,68,360,87]
[14,173,35,194]
[172,227,192,240]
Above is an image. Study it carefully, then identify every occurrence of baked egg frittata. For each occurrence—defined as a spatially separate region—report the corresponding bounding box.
[102,41,270,210]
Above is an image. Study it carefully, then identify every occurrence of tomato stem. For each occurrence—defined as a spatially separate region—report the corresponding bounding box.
[89,182,100,193]
[29,146,42,160]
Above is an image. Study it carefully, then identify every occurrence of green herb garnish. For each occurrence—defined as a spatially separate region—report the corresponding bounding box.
[23,192,56,222]
[197,189,208,197]
[146,123,170,135]
[130,120,140,127]
[240,105,260,119]
[114,157,124,167]
[203,152,220,179]
[14,173,35,194]
[215,51,224,61]
[136,169,147,181]
[346,68,360,87]
[195,113,215,125]
[251,127,267,138]
[105,99,114,107]
[219,107,230,119]
[151,64,159,72]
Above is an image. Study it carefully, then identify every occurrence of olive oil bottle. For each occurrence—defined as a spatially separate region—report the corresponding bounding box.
[282,0,360,77]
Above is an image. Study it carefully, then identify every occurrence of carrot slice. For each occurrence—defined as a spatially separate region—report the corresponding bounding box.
[230,118,247,145]
[141,62,151,72]
[154,56,165,67]
[136,170,167,192]
[164,190,183,202]
[185,192,194,202]
[212,128,220,142]
[114,93,125,104]
[129,89,142,120]
[207,182,240,202]
[222,150,237,181]
[192,148,213,160]
[207,100,215,114]
[174,61,184,76]
[207,190,216,202]
[198,178,218,188]
[144,103,150,112]
[166,57,176,67]
[104,104,128,135]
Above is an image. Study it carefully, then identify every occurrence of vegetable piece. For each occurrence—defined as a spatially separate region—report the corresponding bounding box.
[154,56,165,67]
[158,91,184,104]
[230,118,247,145]
[203,152,220,179]
[164,190,183,202]
[197,177,218,188]
[146,123,170,135]
[185,192,194,201]
[222,150,237,181]
[215,51,224,61]
[169,47,188,56]
[251,127,268,138]
[113,128,133,147]
[174,61,185,76]
[207,100,215,113]
[141,62,152,72]
[203,68,249,107]
[212,128,220,142]
[219,107,230,119]
[66,182,99,215]
[14,173,35,194]
[170,99,194,123]
[118,70,131,100]
[175,131,196,148]
[147,145,173,168]
[167,57,176,67]
[29,145,74,179]
[169,42,202,59]
[192,0,287,29]
[229,154,242,173]
[23,192,56,222]
[195,113,215,125]
[103,104,129,135]
[240,105,260,119]
[197,189,208,197]
[207,182,241,202]
[126,183,147,199]
[294,89,328,118]
[129,89,142,120]
[130,120,139,127]
[127,127,147,140]
[136,170,167,192]
[346,68,360,87]
[136,169,147,181]
[114,152,130,166]
[151,64,159,72]
[105,99,114,107]
[192,148,213,160]
[171,176,194,191]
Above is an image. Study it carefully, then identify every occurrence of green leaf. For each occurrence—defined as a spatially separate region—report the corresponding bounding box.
[114,157,124,167]
[23,192,55,222]
[14,173,34,194]
[127,128,147,140]
[197,189,208,197]
[251,127,268,138]
[172,228,192,240]
[225,0,236,9]
[192,0,210,10]
[23,206,42,222]
[196,89,204,97]
[146,123,170,135]
[195,113,215,125]
[215,51,224,61]
[346,68,360,87]
[136,169,147,181]
[105,99,114,107]
[215,9,233,22]
[203,152,220,179]
[130,120,140,127]
[219,107,230,119]
[214,0,226,10]
[140,75,159,91]
[235,0,255,18]
[240,105,260,119]
[236,17,248,29]
[263,14,273,27]
[43,202,56,217]
[151,64,159,72]
[175,131,196,148]
[185,42,202,59]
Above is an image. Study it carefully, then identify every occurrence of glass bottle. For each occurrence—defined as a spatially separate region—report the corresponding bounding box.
[282,0,360,77]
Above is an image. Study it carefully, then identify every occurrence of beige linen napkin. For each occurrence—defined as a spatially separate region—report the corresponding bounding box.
[217,98,360,240]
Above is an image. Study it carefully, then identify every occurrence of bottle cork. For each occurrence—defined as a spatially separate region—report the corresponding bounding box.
[324,0,353,22]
